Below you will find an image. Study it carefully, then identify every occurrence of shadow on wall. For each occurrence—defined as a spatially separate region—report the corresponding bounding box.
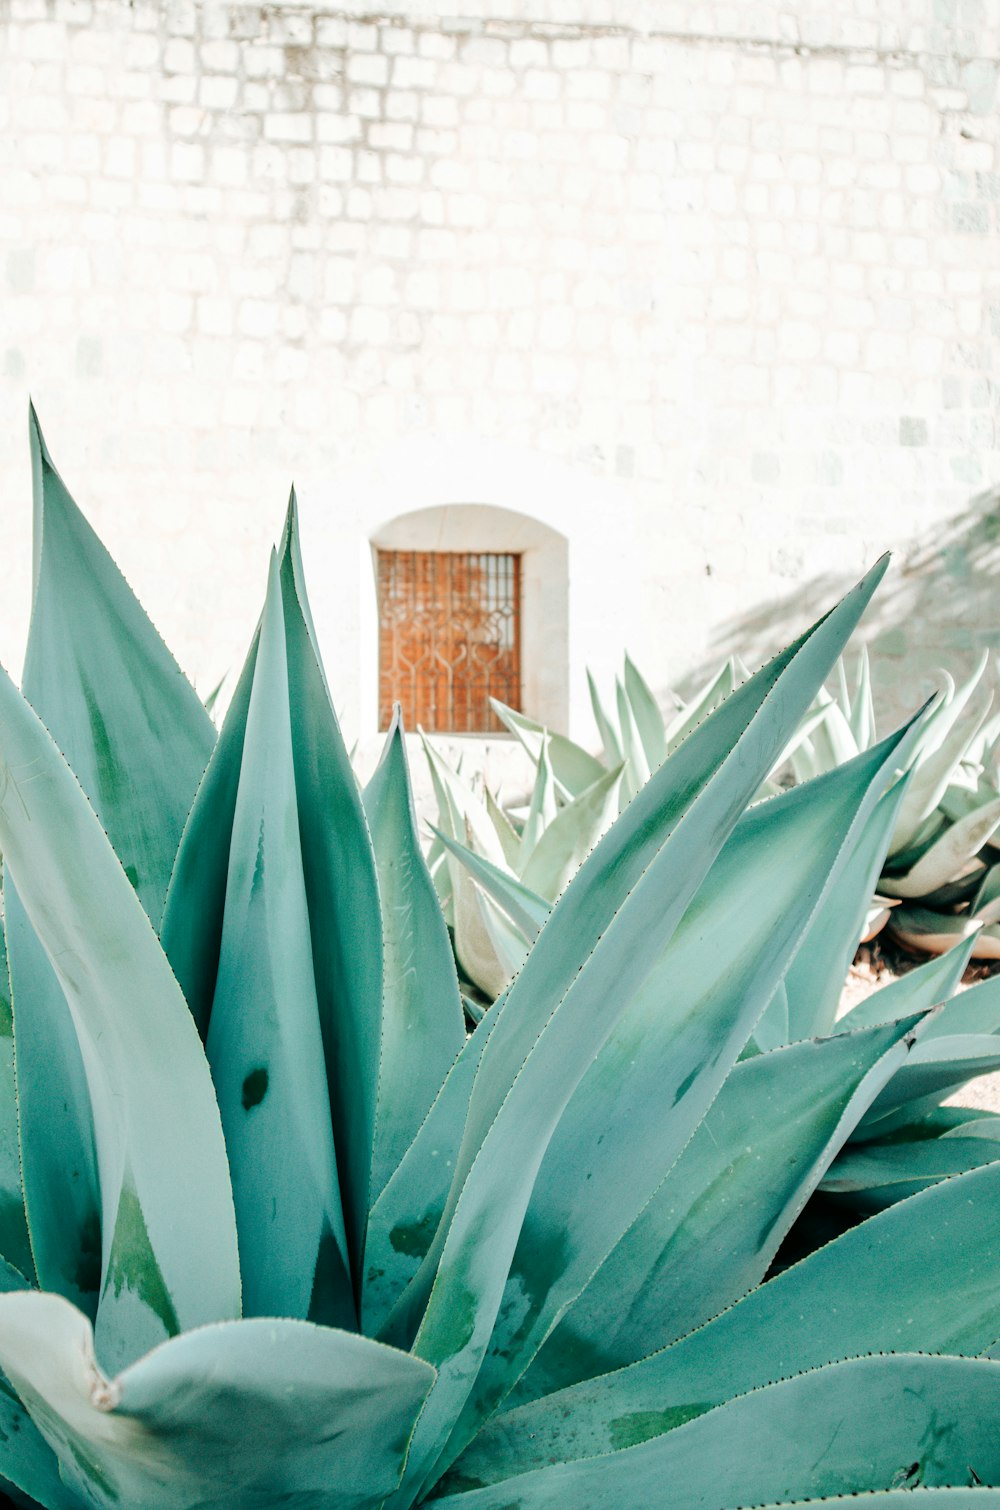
[691,487,1000,730]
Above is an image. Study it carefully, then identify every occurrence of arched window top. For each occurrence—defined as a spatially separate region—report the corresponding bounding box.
[371,503,568,737]
[371,501,566,555]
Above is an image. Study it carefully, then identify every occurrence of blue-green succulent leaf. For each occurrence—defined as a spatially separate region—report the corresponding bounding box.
[0,665,240,1372]
[362,712,466,1204]
[462,1160,1000,1484]
[434,1355,1000,1506]
[383,562,890,1500]
[205,554,353,1328]
[0,1292,434,1510]
[517,1013,923,1401]
[0,910,32,1280]
[457,734,921,1437]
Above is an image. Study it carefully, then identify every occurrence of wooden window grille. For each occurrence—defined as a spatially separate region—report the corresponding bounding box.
[376,550,522,733]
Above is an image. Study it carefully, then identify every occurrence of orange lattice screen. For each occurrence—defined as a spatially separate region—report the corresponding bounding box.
[376,550,522,732]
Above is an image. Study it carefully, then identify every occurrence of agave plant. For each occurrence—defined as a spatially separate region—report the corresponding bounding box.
[2,412,1000,1508]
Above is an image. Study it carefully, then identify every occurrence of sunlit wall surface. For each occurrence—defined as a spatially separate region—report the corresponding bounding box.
[1,0,998,750]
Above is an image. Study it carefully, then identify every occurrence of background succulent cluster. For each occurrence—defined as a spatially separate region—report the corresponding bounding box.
[0,416,998,1508]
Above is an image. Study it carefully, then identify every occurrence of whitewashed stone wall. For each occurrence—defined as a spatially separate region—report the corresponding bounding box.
[1,0,999,766]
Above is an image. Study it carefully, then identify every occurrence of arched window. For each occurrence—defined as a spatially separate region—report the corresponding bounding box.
[370,505,568,735]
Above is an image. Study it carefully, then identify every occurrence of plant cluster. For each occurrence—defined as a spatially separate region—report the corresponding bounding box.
[0,414,998,1507]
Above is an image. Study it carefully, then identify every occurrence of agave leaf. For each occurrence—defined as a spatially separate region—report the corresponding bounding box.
[10,411,218,1332]
[849,645,875,749]
[743,1496,1000,1508]
[382,561,890,1500]
[765,702,832,786]
[661,659,735,757]
[517,734,558,868]
[205,555,353,1328]
[483,785,521,870]
[274,498,385,1281]
[623,653,666,769]
[972,863,1000,923]
[882,796,1000,900]
[614,676,649,804]
[487,701,605,800]
[160,633,259,1037]
[0,664,240,1372]
[0,910,32,1280]
[462,735,922,1431]
[453,872,529,999]
[362,714,466,1201]
[834,654,851,719]
[823,1126,1000,1212]
[0,1273,77,1510]
[0,1291,435,1510]
[809,697,861,771]
[779,774,910,1043]
[364,1018,495,1337]
[433,831,549,945]
[419,733,507,866]
[752,978,790,1053]
[854,1033,1000,1138]
[586,669,622,766]
[516,1014,923,1400]
[836,942,974,1033]
[461,1161,1000,1484]
[789,730,823,783]
[436,1355,1000,1506]
[888,905,989,957]
[165,497,385,1283]
[22,407,214,926]
[889,683,990,857]
[202,671,226,719]
[520,764,623,902]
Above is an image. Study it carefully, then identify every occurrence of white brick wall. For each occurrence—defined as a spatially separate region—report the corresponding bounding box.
[1,0,999,753]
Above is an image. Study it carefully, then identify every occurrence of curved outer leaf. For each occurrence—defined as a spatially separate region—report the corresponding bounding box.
[0,910,32,1279]
[0,665,240,1372]
[436,1355,1000,1506]
[461,1160,1000,1485]
[516,1014,924,1402]
[823,1129,1000,1212]
[520,764,623,902]
[383,561,890,1503]
[362,714,466,1202]
[11,410,216,1325]
[782,775,912,1042]
[458,734,923,1438]
[487,701,605,800]
[364,1015,495,1337]
[0,1292,434,1510]
[0,1261,77,1510]
[837,943,974,1033]
[623,653,666,769]
[205,555,353,1327]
